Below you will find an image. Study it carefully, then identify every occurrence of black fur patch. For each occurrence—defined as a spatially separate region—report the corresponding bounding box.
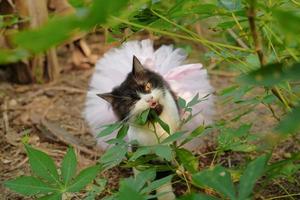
[101,56,178,121]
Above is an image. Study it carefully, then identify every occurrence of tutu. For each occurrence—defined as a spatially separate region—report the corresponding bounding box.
[83,39,215,150]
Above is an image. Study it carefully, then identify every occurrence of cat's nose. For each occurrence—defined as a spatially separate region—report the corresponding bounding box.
[146,96,154,102]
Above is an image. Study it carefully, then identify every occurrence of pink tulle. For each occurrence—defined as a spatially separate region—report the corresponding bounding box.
[84,39,214,150]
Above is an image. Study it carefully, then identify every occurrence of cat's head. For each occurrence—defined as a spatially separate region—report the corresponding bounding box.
[97,56,177,121]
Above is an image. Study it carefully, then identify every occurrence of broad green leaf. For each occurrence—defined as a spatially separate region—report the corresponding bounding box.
[0,48,29,64]
[130,147,152,161]
[130,145,172,161]
[178,97,187,109]
[61,147,77,185]
[154,145,173,161]
[179,193,220,200]
[141,175,173,194]
[135,108,150,125]
[277,105,300,135]
[238,155,269,200]
[68,0,87,8]
[98,122,121,137]
[67,165,101,192]
[119,179,146,200]
[274,10,300,34]
[135,169,156,191]
[180,125,205,146]
[25,145,60,184]
[13,0,130,53]
[266,153,300,180]
[117,124,129,139]
[176,148,198,173]
[192,166,236,200]
[162,131,185,144]
[150,110,170,134]
[14,16,80,53]
[100,145,127,169]
[239,63,300,86]
[38,193,62,200]
[187,93,201,107]
[4,176,57,196]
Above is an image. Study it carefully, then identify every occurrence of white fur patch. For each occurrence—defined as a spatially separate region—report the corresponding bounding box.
[128,88,180,146]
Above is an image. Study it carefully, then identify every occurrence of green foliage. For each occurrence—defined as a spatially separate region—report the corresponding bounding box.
[5,146,101,199]
[192,165,236,200]
[3,0,300,199]
[237,155,269,200]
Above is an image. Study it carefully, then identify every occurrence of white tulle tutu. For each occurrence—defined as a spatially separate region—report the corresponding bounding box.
[83,39,215,150]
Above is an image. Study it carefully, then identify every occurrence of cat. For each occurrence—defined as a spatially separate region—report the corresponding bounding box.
[98,56,180,146]
[98,56,178,199]
[83,39,215,199]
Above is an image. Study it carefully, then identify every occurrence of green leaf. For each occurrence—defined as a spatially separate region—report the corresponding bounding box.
[274,10,300,34]
[135,169,156,191]
[117,124,129,139]
[187,93,202,107]
[176,148,198,173]
[135,108,150,125]
[25,145,60,184]
[150,110,170,134]
[130,145,173,161]
[277,105,300,135]
[178,97,187,109]
[154,145,173,161]
[13,0,130,54]
[67,165,101,192]
[61,147,77,185]
[4,176,57,196]
[239,63,300,87]
[100,145,127,169]
[119,179,147,200]
[238,155,269,200]
[192,166,236,200]
[130,147,152,161]
[141,175,173,194]
[161,131,185,144]
[98,122,121,137]
[38,193,62,200]
[180,125,205,146]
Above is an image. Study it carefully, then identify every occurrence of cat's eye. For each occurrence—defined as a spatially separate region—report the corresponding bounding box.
[145,82,152,92]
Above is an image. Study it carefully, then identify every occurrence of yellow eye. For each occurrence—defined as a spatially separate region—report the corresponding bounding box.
[145,82,152,92]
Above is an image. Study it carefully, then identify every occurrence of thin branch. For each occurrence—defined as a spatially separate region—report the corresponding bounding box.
[247,1,292,110]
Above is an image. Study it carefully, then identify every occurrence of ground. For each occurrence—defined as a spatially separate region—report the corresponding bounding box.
[0,33,299,199]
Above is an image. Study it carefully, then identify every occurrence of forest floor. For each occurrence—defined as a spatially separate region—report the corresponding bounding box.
[1,33,299,200]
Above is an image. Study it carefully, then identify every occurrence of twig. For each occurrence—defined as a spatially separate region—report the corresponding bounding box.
[247,3,266,66]
[247,1,292,110]
[227,29,249,49]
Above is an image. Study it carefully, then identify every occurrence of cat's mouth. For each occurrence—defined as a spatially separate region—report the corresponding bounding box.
[150,103,163,116]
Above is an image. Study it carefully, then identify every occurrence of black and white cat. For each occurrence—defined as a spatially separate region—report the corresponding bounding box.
[83,39,214,199]
[98,56,180,146]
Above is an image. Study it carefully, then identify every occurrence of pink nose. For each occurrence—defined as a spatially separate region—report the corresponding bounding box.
[149,101,158,108]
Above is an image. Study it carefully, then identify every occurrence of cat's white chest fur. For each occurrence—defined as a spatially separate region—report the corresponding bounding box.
[128,90,180,146]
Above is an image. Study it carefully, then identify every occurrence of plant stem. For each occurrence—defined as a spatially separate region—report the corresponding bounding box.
[247,1,292,110]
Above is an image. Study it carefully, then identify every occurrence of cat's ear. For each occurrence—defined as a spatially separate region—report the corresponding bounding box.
[132,55,145,75]
[97,93,114,104]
